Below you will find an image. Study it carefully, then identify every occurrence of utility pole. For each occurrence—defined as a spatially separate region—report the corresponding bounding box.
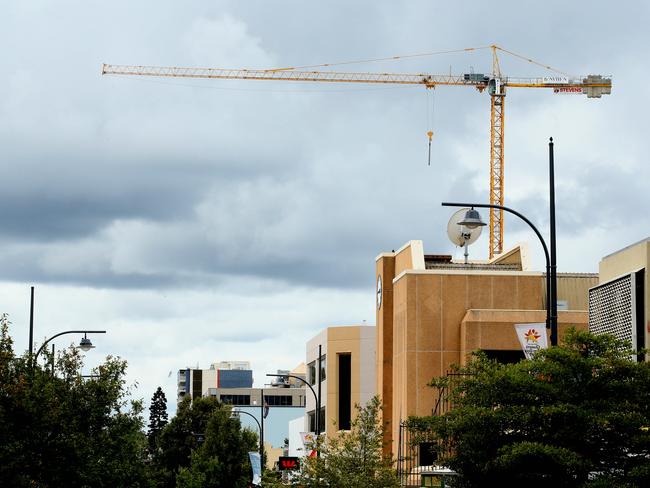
[549,137,558,346]
[317,345,322,437]
[29,286,34,358]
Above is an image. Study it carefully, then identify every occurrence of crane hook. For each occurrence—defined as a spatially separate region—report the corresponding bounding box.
[427,131,433,166]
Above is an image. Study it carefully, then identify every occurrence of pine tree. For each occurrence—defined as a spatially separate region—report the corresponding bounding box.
[148,386,169,452]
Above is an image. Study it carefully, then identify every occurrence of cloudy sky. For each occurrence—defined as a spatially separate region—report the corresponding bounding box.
[1,1,648,415]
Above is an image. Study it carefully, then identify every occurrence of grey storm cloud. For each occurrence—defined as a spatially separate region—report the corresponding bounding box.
[2,0,649,416]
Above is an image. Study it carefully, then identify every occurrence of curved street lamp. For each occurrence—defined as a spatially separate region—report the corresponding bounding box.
[232,409,263,456]
[266,373,320,436]
[34,330,107,364]
[442,201,557,346]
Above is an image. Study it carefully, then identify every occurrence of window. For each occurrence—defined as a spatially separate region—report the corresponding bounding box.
[220,394,251,405]
[419,442,437,466]
[308,410,316,433]
[192,369,202,400]
[338,353,351,430]
[308,361,316,385]
[482,350,525,364]
[319,355,326,382]
[308,407,326,434]
[264,395,293,406]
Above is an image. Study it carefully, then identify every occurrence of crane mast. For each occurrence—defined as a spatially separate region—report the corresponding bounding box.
[102,47,611,257]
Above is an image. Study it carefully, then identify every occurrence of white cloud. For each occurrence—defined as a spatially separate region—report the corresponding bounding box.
[0,0,647,416]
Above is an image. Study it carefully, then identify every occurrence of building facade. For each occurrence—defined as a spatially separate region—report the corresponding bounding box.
[305,326,376,438]
[376,240,597,455]
[177,360,253,404]
[589,237,650,358]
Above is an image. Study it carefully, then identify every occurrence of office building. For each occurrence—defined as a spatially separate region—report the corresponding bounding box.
[177,360,253,404]
[376,240,597,455]
[305,325,376,438]
[589,237,650,358]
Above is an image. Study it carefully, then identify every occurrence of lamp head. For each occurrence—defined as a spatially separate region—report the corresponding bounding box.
[79,334,95,352]
[457,208,486,229]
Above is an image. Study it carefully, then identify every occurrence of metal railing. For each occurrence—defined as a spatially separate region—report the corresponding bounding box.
[397,372,470,486]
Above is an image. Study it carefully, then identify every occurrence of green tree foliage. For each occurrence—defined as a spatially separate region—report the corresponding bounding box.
[0,315,147,487]
[408,329,650,488]
[295,396,399,488]
[148,386,169,452]
[153,396,257,488]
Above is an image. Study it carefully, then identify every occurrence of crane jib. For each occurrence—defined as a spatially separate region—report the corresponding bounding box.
[101,62,611,256]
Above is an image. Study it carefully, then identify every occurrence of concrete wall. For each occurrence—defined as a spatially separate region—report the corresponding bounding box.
[376,240,595,456]
[598,238,650,351]
[288,416,306,457]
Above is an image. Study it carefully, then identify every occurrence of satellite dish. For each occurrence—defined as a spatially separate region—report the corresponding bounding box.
[447,208,483,248]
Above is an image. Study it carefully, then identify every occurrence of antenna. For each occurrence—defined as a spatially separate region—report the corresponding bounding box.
[446,208,483,264]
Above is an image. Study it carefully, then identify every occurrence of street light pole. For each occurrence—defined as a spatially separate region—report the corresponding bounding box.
[232,409,263,458]
[33,330,107,364]
[29,286,34,358]
[260,388,265,469]
[442,201,557,345]
[549,137,558,347]
[317,345,322,436]
[266,373,319,434]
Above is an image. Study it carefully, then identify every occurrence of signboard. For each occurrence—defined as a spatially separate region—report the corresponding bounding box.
[514,323,548,359]
[553,86,583,94]
[543,76,570,84]
[300,432,316,449]
[278,456,301,471]
[248,452,262,486]
[300,432,317,457]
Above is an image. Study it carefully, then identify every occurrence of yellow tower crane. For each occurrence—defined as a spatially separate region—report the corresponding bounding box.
[102,45,611,258]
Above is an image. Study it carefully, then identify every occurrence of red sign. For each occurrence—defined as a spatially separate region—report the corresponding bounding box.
[278,456,301,471]
[553,86,583,94]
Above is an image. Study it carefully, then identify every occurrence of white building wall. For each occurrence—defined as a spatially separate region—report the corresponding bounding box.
[305,329,328,414]
[288,416,307,457]
[359,326,377,406]
[201,369,217,397]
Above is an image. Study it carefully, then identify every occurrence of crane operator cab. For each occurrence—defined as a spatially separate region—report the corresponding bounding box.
[488,77,504,96]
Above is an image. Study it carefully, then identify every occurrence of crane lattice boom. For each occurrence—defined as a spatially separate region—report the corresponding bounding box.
[102,50,612,257]
[102,64,609,92]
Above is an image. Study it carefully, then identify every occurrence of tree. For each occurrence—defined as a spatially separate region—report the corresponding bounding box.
[295,396,399,488]
[0,315,148,487]
[408,329,650,488]
[154,396,257,488]
[148,386,169,452]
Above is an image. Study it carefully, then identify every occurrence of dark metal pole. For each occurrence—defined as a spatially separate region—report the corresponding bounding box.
[233,409,263,458]
[265,372,321,455]
[549,137,558,346]
[260,388,265,470]
[29,286,34,358]
[317,345,322,437]
[442,202,552,334]
[51,343,55,376]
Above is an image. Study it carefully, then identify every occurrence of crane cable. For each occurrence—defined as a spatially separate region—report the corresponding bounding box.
[265,46,492,72]
[493,45,574,78]
[426,87,435,166]
[265,44,576,80]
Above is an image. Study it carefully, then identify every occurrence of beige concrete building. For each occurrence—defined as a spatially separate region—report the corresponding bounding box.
[305,326,376,438]
[590,237,650,354]
[376,240,597,455]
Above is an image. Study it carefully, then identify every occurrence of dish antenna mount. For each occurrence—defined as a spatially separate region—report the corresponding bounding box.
[446,208,484,264]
